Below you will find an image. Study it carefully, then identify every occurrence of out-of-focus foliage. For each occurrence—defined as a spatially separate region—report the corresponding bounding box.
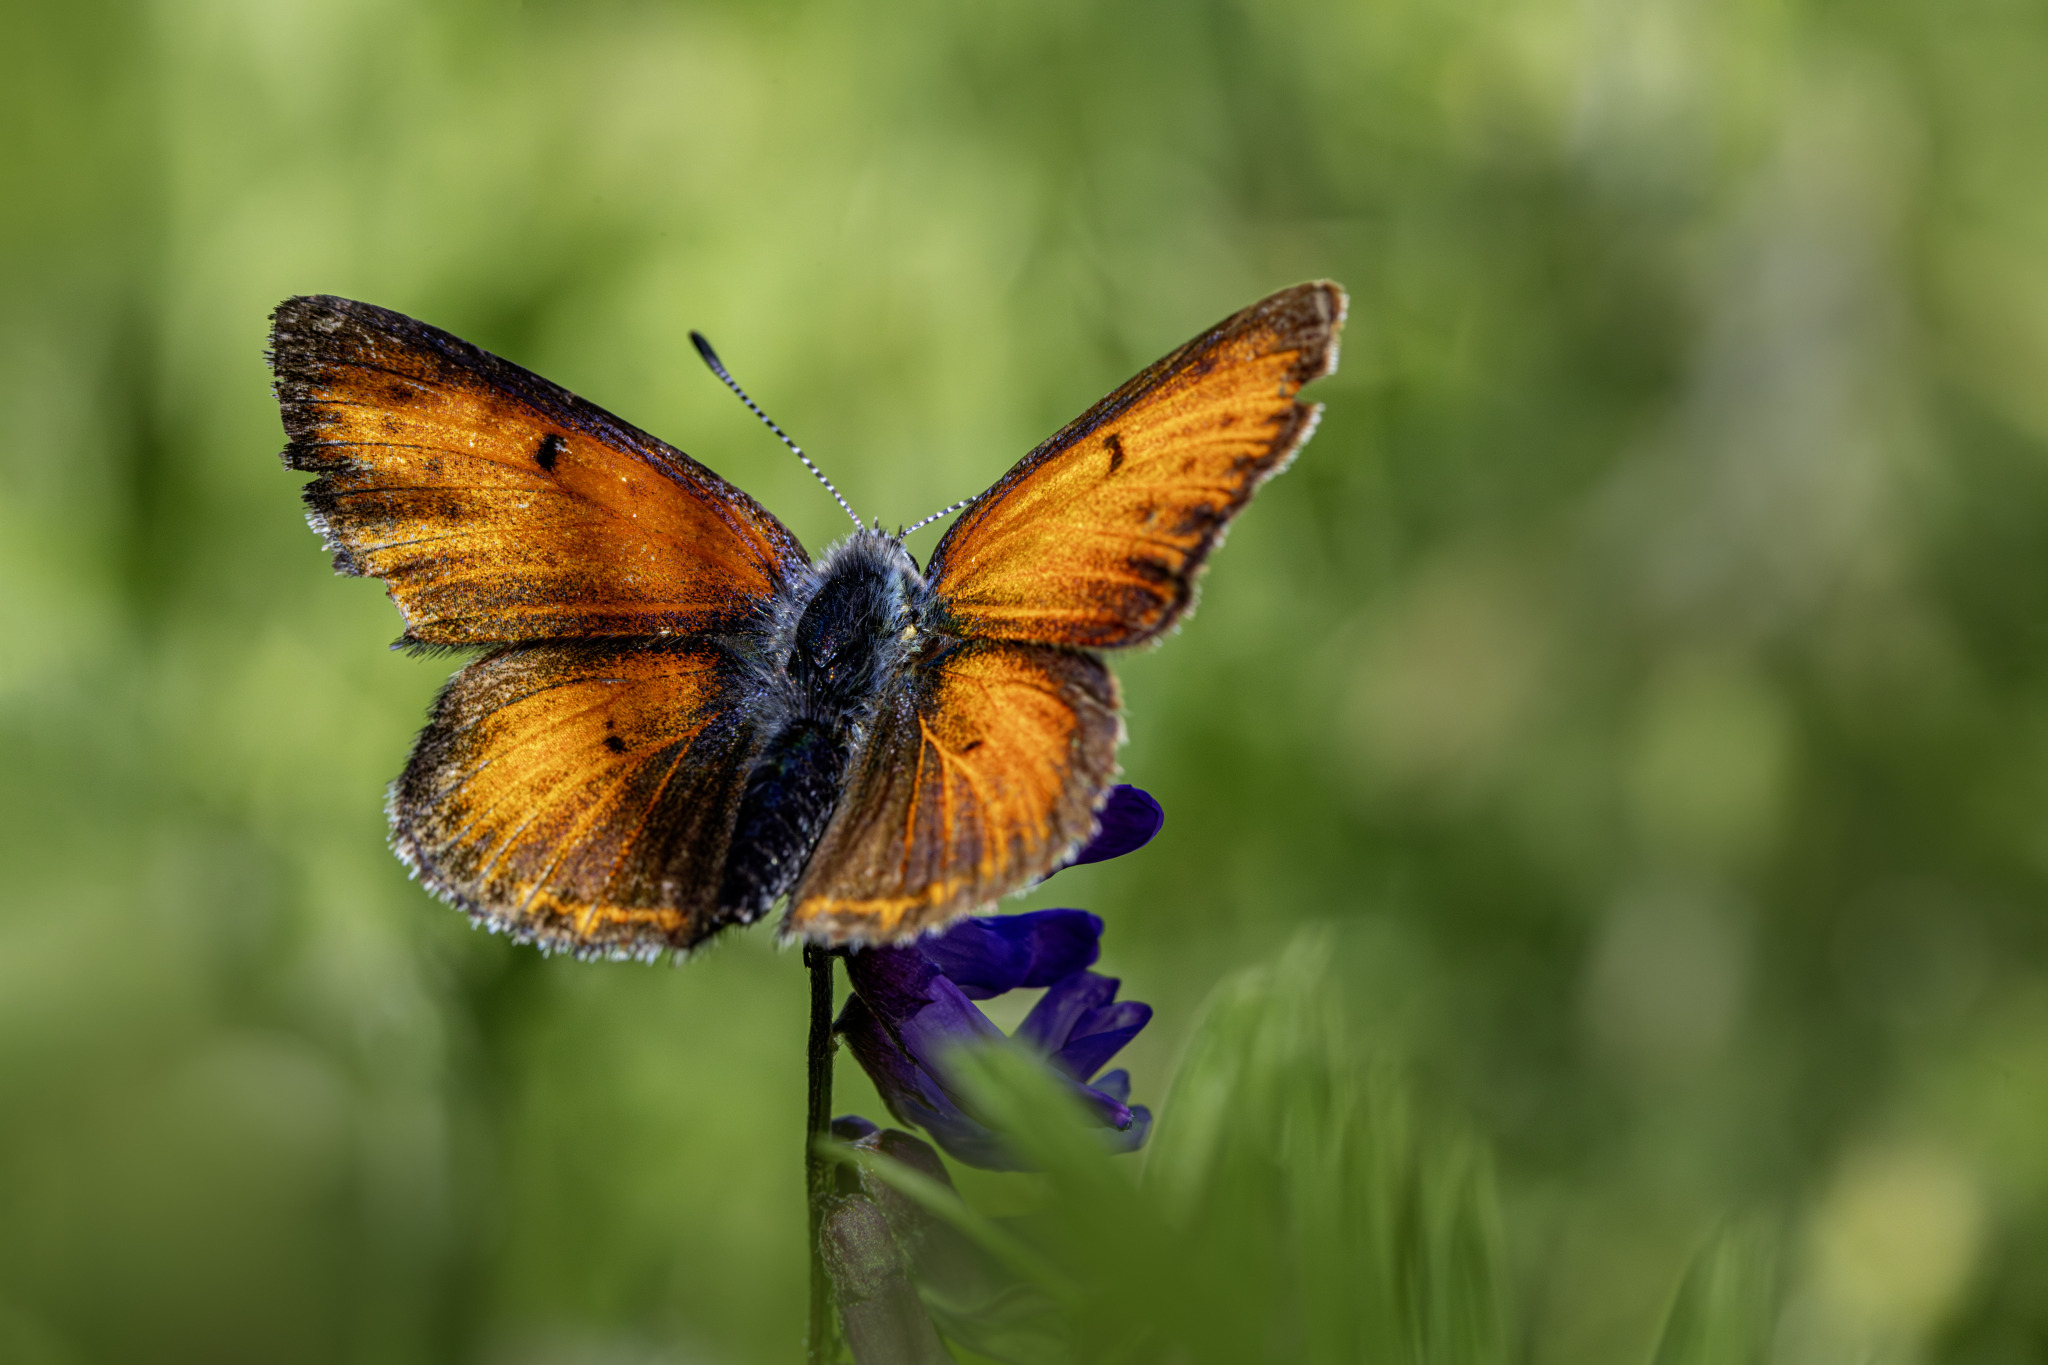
[902,935,1508,1365]
[3,0,2047,1361]
[843,936,1762,1365]
[1652,1217,1780,1365]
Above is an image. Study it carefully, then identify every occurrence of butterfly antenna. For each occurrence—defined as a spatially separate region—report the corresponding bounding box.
[690,331,863,533]
[898,494,976,540]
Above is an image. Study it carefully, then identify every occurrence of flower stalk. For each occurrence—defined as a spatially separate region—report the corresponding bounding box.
[804,945,838,1365]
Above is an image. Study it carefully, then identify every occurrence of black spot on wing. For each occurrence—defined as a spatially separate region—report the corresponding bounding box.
[536,432,565,472]
[603,734,626,753]
[1103,431,1125,476]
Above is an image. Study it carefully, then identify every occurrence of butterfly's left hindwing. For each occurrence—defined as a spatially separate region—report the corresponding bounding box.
[927,282,1344,649]
[786,639,1120,944]
[393,641,757,957]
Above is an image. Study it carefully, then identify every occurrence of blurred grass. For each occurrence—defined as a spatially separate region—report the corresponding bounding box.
[5,0,2048,1361]
[860,937,1505,1365]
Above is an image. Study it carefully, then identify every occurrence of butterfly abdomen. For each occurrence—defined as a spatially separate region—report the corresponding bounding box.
[717,532,931,918]
[716,719,849,919]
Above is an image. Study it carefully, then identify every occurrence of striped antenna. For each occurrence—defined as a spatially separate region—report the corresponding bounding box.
[899,494,976,540]
[689,332,863,533]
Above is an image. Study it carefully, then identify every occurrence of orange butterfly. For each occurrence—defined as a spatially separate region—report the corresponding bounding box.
[268,283,1345,956]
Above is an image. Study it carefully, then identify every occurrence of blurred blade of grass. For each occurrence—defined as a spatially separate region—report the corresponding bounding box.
[1153,929,1507,1365]
[829,1139,1080,1304]
[828,1133,1076,1364]
[942,1045,1175,1364]
[943,930,1508,1365]
[1647,1216,1781,1365]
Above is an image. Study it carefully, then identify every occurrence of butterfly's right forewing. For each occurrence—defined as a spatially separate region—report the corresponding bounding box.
[271,295,808,647]
[785,639,1121,944]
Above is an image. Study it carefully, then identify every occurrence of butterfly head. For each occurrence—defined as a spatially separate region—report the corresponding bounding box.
[789,530,932,706]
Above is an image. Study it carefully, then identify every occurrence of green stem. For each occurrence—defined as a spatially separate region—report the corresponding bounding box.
[804,945,837,1364]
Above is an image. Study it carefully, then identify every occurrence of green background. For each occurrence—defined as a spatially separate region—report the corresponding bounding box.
[5,0,2047,1360]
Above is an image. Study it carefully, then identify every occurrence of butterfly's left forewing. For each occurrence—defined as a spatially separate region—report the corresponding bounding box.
[785,639,1121,944]
[925,282,1344,649]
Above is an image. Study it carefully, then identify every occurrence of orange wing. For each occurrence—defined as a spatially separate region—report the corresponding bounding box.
[927,282,1344,648]
[392,641,759,957]
[785,640,1121,944]
[270,296,807,646]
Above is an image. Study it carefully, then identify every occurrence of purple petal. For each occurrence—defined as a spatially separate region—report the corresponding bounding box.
[1107,1105,1153,1153]
[1075,1079,1134,1130]
[1043,786,1164,879]
[919,910,1103,999]
[831,1115,881,1142]
[1090,1069,1132,1105]
[836,995,955,1123]
[838,996,1021,1166]
[840,949,1007,1137]
[838,1003,1150,1168]
[1052,1000,1152,1082]
[840,943,943,1015]
[892,974,1006,1068]
[923,1120,1028,1170]
[842,944,1004,1055]
[1016,971,1119,1053]
[870,1127,952,1187]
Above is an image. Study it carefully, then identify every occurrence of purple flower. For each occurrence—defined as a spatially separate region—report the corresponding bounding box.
[833,789,1160,1171]
[837,909,1154,1169]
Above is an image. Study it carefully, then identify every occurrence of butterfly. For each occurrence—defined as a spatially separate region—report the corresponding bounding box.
[268,282,1345,957]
